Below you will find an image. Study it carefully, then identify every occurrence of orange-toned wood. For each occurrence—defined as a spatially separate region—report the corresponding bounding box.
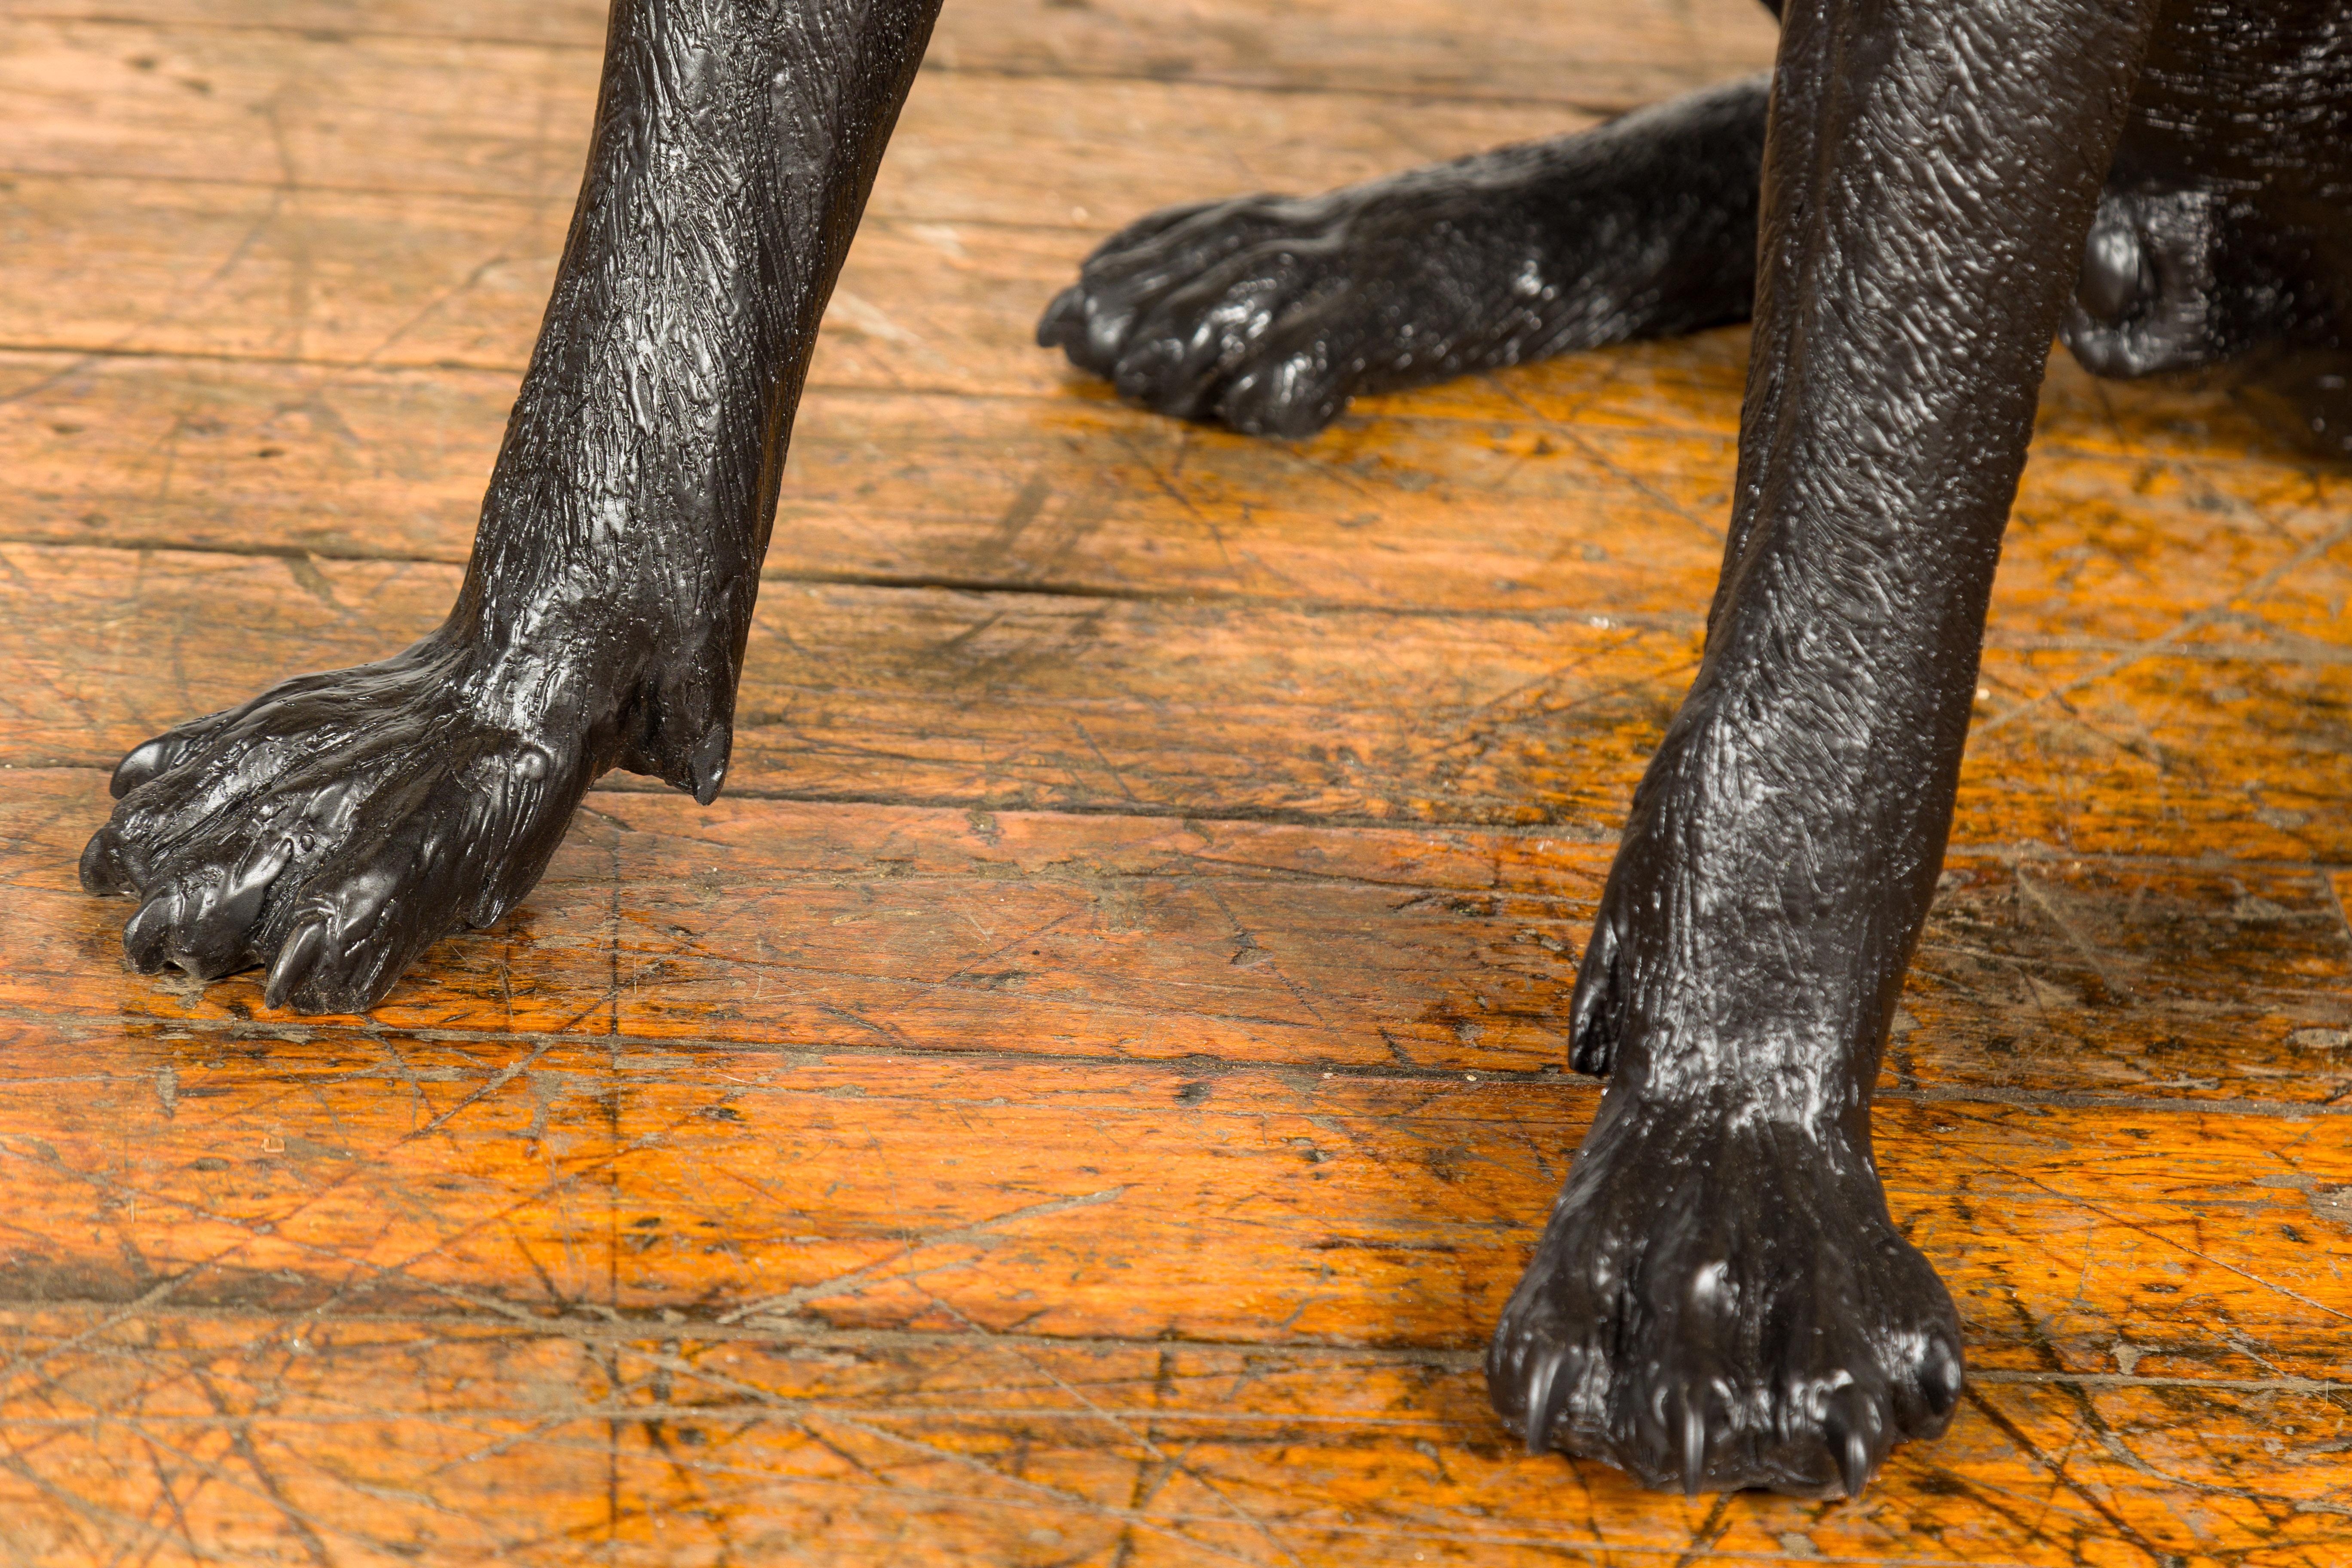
[0,1301,2334,1567]
[12,768,2352,1102]
[8,0,1784,111]
[6,533,2352,861]
[0,22,1585,216]
[0,0,2349,1560]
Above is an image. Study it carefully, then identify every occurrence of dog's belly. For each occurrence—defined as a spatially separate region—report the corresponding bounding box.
[2127,0,2352,193]
[2067,0,2352,393]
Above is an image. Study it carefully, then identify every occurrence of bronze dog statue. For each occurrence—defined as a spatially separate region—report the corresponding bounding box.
[77,0,2352,1497]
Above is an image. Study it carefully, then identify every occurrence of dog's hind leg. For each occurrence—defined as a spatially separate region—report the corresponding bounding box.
[1485,0,2158,1496]
[1037,74,1770,437]
[80,0,943,1012]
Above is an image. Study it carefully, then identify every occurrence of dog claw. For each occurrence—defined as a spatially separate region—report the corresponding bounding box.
[263,916,329,1011]
[110,738,180,799]
[1920,1338,1965,1419]
[1681,1397,1709,1495]
[1568,913,1623,1077]
[1522,1350,1564,1455]
[122,892,179,974]
[1035,284,1083,346]
[1823,1384,1881,1499]
[689,723,732,806]
[79,825,135,897]
[1834,1439,1872,1504]
[1837,1428,1873,1500]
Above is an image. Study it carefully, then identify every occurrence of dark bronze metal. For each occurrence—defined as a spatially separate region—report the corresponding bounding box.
[81,0,2352,1498]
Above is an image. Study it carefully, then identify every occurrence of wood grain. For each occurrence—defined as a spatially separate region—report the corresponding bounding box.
[11,769,2352,1101]
[6,0,1785,109]
[2,0,2349,1560]
[0,21,1585,216]
[0,1006,2343,1562]
[6,534,2352,861]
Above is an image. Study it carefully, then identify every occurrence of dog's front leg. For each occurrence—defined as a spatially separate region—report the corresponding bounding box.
[81,0,943,1011]
[1488,0,2158,1496]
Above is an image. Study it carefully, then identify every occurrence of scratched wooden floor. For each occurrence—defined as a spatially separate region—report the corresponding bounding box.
[0,0,2348,1562]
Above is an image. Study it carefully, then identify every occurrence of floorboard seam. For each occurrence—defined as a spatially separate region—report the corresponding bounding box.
[3,1012,2341,1116]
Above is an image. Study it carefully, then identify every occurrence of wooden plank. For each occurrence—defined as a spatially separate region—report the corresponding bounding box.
[0,3,2330,489]
[0,1008,2343,1562]
[10,769,2352,1101]
[3,337,2336,649]
[0,21,1580,219]
[6,0,2352,1559]
[922,0,1785,113]
[0,1305,2340,1568]
[0,334,2338,621]
[4,536,2350,858]
[4,151,2338,463]
[7,0,1786,110]
[0,171,575,374]
[0,352,518,563]
[0,175,1104,394]
[0,537,1705,834]
[0,21,598,202]
[0,1005,2343,1380]
[6,768,1612,1071]
[9,0,614,45]
[0,1303,2337,1566]
[0,352,1740,611]
[0,142,2339,473]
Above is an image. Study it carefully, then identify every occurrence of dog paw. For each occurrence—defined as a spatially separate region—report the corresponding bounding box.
[1038,178,1560,438]
[80,638,594,1013]
[1486,1096,1963,1497]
